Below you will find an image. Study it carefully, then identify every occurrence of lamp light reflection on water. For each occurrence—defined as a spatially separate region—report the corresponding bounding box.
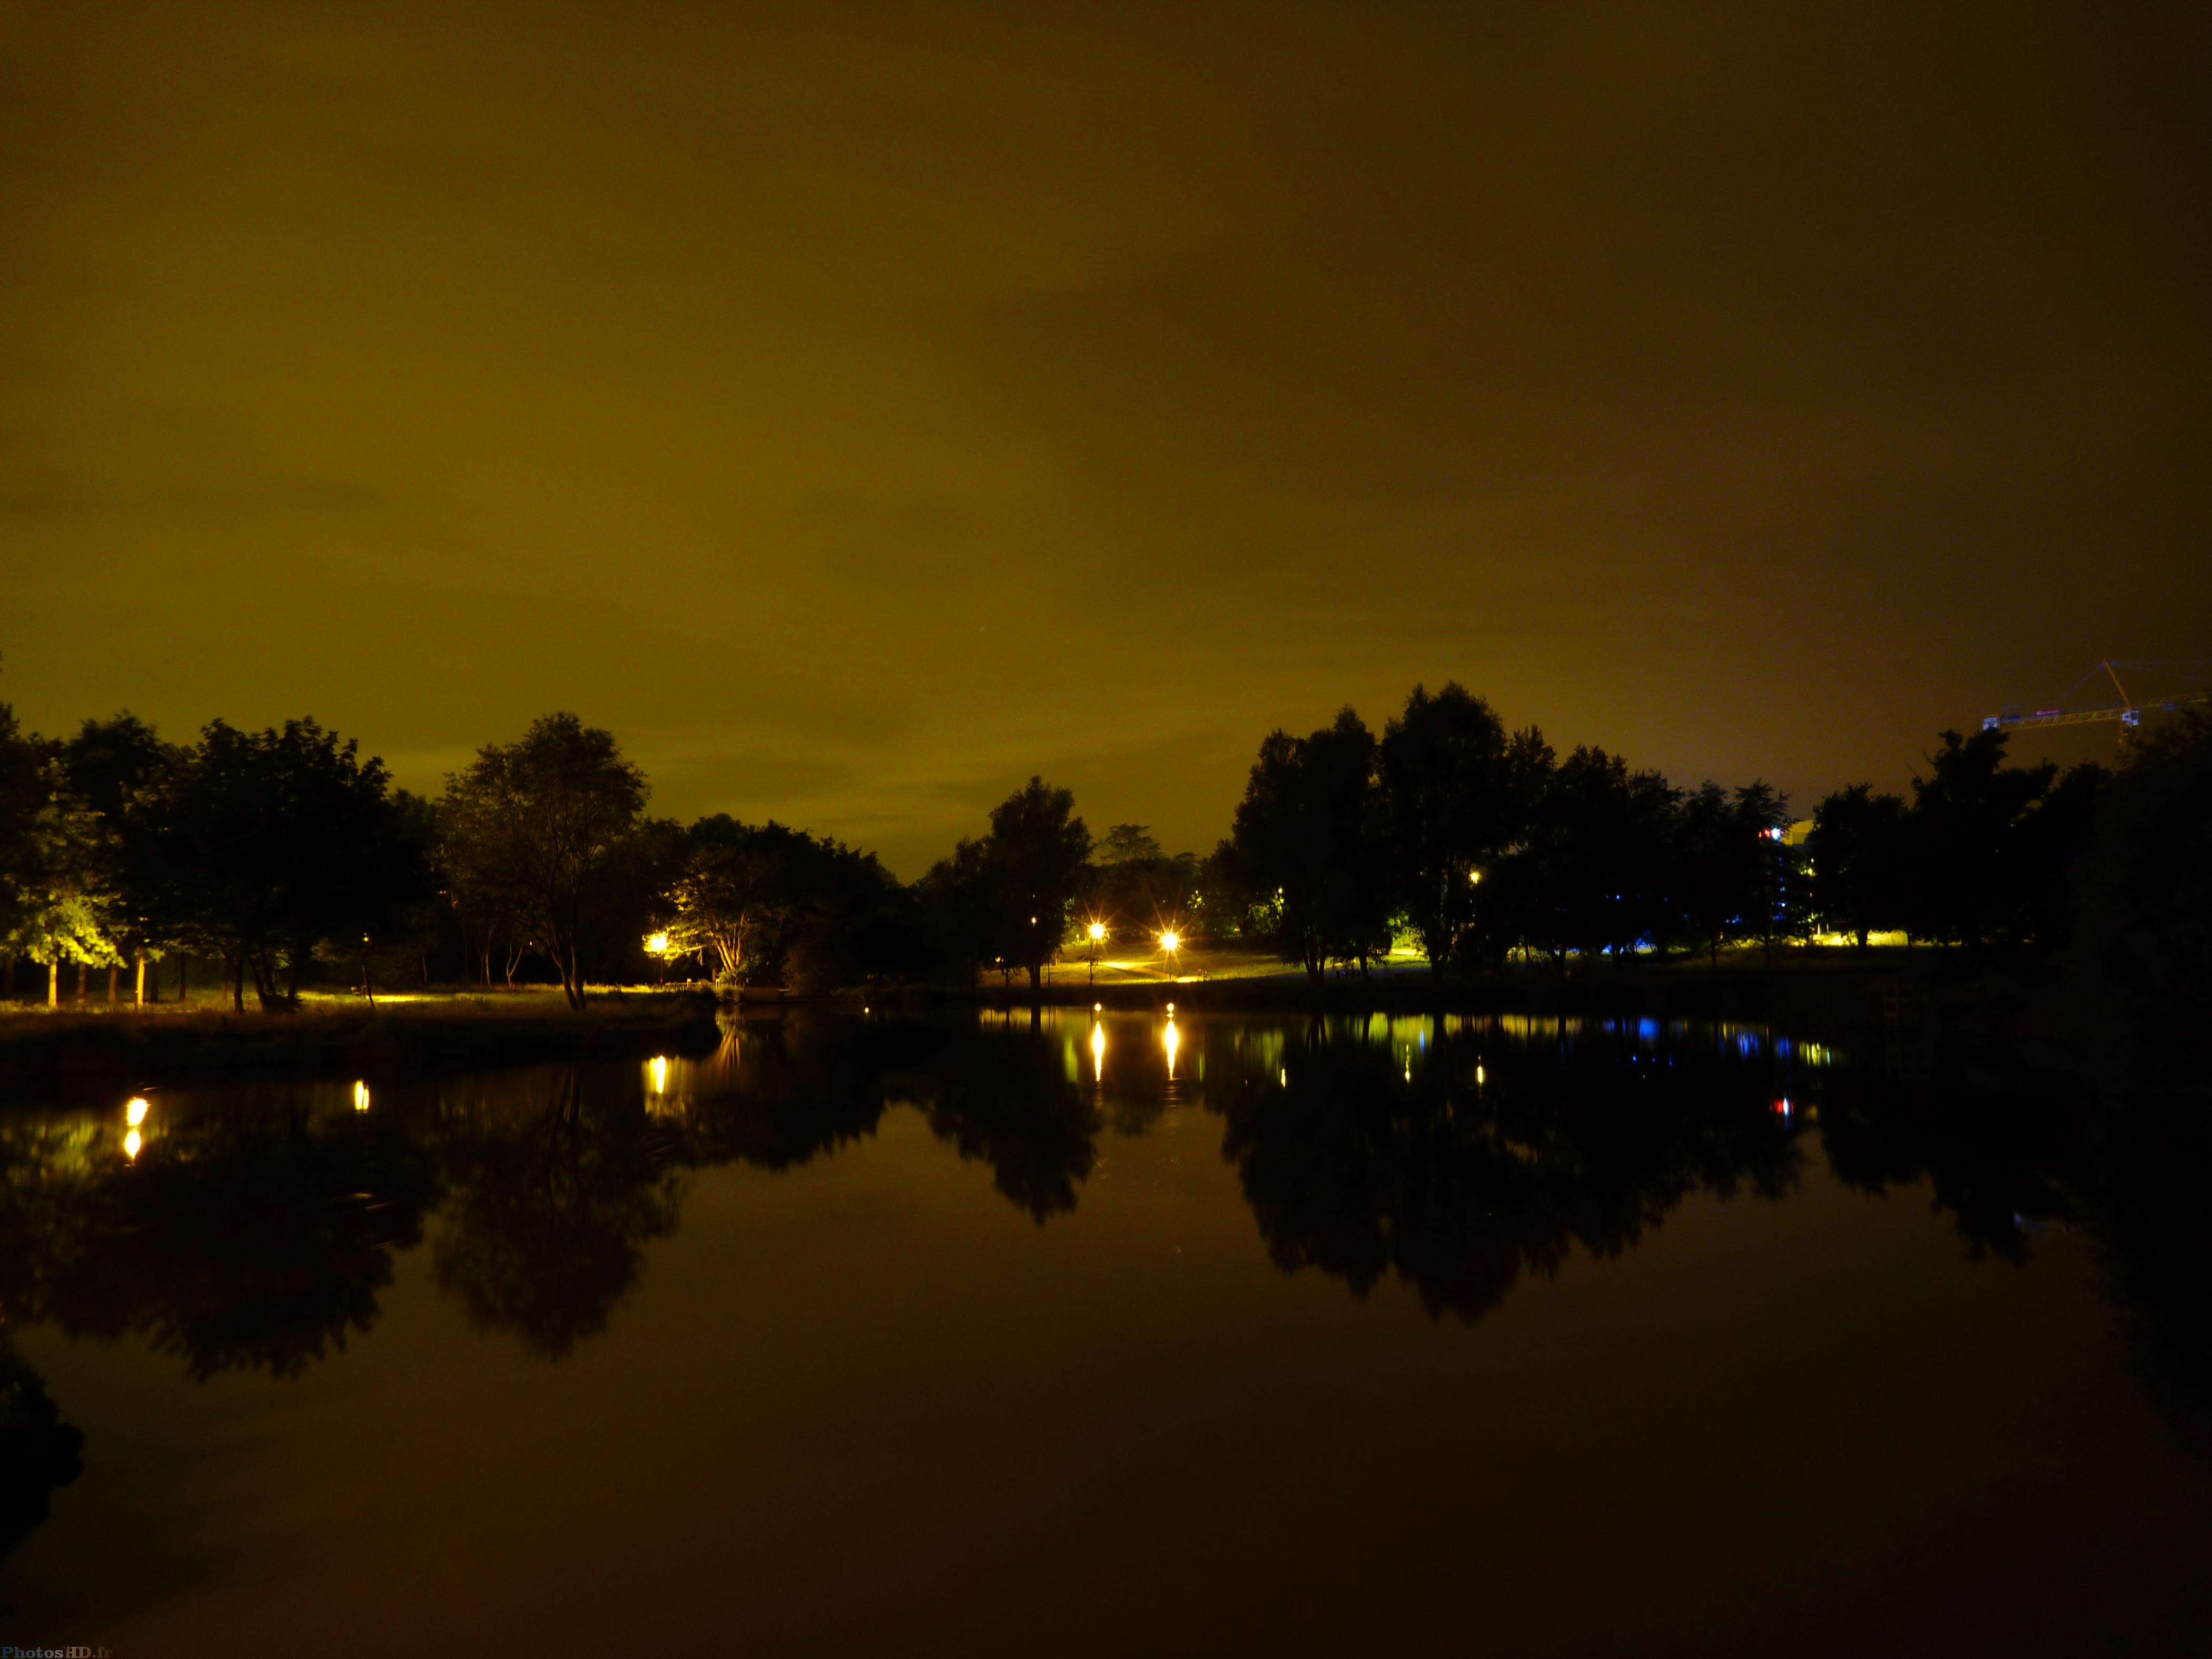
[648,1056,670,1096]
[125,1096,150,1128]
[1163,1014,1179,1080]
[123,1128,142,1161]
[353,1081,371,1113]
[1090,1021,1105,1081]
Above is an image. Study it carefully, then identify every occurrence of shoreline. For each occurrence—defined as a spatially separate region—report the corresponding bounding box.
[0,952,2146,1102]
[0,989,725,1100]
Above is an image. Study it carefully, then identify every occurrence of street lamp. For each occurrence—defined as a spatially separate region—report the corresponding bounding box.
[1160,929,1181,979]
[1087,920,1105,985]
[645,931,671,986]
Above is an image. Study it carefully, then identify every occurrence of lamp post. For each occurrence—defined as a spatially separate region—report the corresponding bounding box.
[1087,920,1105,986]
[1160,929,1180,980]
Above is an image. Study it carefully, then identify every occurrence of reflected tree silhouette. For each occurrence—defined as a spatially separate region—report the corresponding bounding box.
[0,1098,439,1379]
[912,1019,1099,1223]
[0,1337,83,1594]
[432,1068,688,1360]
[1203,1016,1804,1323]
[1814,1071,2080,1263]
[2082,1099,2212,1463]
[658,1015,891,1172]
[0,1012,2202,1469]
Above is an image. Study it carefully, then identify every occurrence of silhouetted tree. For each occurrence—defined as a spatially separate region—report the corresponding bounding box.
[2073,710,2212,1051]
[1228,709,1391,978]
[1806,783,1908,949]
[440,714,647,1008]
[1089,823,1199,942]
[142,719,427,1010]
[0,668,44,977]
[1903,728,2052,949]
[927,778,1091,990]
[1517,746,1676,965]
[2012,761,2108,947]
[1379,683,1527,973]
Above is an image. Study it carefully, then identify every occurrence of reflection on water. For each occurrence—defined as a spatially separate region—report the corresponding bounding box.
[0,1013,2193,1367]
[1,1009,2206,1630]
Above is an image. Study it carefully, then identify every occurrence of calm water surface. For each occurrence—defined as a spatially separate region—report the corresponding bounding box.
[3,1010,2207,1655]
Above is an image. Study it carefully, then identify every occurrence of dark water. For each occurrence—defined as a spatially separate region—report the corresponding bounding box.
[2,1010,2207,1655]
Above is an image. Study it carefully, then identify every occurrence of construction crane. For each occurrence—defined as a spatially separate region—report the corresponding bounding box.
[1982,659,2210,735]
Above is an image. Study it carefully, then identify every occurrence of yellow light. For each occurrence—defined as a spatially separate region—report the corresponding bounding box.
[125,1096,150,1128]
[1160,931,1180,951]
[1093,1001,1102,1012]
[1166,1001,1175,1014]
[1163,1015,1179,1079]
[1476,1063,1486,1086]
[1088,921,1105,942]
[648,1055,669,1095]
[353,1080,370,1112]
[1090,1021,1105,1080]
[645,931,671,956]
[124,1127,142,1160]
[1469,869,1483,884]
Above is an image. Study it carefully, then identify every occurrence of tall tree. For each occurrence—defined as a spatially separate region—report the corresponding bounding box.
[440,714,647,1009]
[1668,781,1789,966]
[1806,783,1908,950]
[3,773,121,1006]
[668,815,898,989]
[1519,746,1677,966]
[2074,710,2211,1050]
[1228,708,1391,979]
[0,665,51,979]
[1379,683,1525,973]
[982,777,1091,991]
[147,719,424,1010]
[60,714,179,1001]
[1904,728,2052,949]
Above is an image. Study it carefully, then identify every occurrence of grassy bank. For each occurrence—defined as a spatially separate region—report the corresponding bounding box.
[0,987,723,1100]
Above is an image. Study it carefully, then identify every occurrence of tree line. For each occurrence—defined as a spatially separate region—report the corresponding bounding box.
[2,663,2201,1006]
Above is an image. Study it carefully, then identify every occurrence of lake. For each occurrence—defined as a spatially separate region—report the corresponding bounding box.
[3,1008,2207,1655]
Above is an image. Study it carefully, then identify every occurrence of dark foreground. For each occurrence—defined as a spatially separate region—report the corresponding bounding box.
[3,1010,2206,1655]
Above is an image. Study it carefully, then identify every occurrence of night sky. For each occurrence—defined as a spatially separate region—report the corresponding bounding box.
[3,2,2207,874]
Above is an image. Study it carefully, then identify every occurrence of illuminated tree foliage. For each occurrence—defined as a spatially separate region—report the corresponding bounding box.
[59,713,179,1000]
[668,815,900,991]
